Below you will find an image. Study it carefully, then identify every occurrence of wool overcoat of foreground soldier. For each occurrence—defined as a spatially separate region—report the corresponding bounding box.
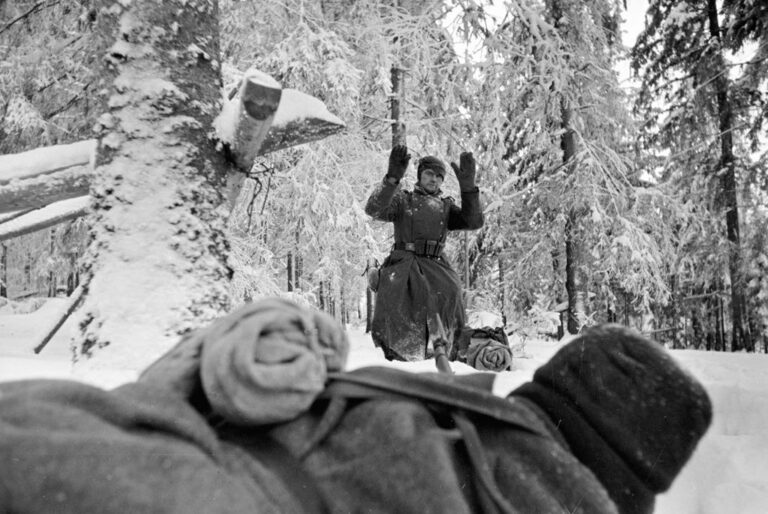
[0,300,712,514]
[365,145,483,361]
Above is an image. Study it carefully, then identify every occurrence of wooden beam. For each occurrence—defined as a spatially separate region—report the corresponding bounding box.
[0,196,89,242]
[0,164,91,215]
[216,69,282,171]
[215,71,346,169]
[34,284,85,354]
[0,139,95,215]
[0,139,95,185]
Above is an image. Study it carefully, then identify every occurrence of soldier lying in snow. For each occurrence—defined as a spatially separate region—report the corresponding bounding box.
[0,298,711,514]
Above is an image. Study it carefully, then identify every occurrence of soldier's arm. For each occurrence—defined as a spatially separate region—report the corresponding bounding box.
[364,177,403,222]
[447,187,483,230]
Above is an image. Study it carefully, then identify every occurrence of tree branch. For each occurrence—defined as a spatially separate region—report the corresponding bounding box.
[0,0,60,36]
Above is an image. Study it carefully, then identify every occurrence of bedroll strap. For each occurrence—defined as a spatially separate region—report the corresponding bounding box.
[324,367,547,437]
[315,367,533,514]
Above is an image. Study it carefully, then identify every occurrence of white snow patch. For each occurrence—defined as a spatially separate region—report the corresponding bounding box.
[272,88,344,128]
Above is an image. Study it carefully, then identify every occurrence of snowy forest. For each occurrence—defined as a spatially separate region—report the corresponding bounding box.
[1,0,766,358]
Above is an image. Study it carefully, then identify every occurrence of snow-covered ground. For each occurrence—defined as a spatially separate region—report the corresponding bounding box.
[1,300,767,513]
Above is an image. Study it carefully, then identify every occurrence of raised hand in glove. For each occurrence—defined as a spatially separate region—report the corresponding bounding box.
[450,152,477,192]
[387,145,411,182]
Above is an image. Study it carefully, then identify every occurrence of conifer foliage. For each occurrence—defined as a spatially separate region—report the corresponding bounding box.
[632,0,767,350]
[1,0,766,352]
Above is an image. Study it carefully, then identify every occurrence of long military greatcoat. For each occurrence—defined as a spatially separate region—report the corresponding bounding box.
[365,178,483,360]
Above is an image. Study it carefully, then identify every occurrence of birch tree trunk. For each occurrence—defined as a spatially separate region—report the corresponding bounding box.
[75,0,231,372]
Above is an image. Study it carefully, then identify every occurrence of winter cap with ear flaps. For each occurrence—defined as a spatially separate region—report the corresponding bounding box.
[417,156,446,179]
[512,324,712,514]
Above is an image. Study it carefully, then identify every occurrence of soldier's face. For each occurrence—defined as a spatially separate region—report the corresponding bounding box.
[419,169,443,193]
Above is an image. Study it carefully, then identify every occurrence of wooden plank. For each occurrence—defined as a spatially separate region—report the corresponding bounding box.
[0,139,95,185]
[33,284,85,354]
[215,72,346,167]
[216,69,282,171]
[0,196,90,242]
[0,164,91,215]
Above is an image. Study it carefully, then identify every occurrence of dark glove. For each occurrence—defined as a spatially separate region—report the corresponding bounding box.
[387,145,411,181]
[450,152,476,192]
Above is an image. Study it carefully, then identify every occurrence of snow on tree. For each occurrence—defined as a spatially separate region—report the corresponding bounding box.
[632,0,767,350]
[71,0,233,371]
[67,0,345,374]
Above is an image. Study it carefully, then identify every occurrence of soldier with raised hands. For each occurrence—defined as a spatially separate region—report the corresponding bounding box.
[364,144,484,361]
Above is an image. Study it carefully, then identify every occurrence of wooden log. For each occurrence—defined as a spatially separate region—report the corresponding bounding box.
[0,139,95,215]
[215,69,282,171]
[215,73,346,167]
[0,208,34,224]
[0,196,90,242]
[0,139,95,185]
[0,164,91,215]
[33,284,85,354]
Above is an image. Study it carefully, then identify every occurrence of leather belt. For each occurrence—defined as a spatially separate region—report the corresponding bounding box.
[393,239,444,258]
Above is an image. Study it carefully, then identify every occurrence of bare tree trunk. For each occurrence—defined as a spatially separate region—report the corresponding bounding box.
[463,232,470,289]
[294,225,302,290]
[390,67,406,146]
[551,247,565,338]
[562,101,586,335]
[327,281,335,318]
[0,243,6,298]
[287,251,294,292]
[76,0,230,369]
[47,229,56,297]
[365,257,376,333]
[706,0,752,352]
[718,292,725,351]
[669,274,679,349]
[498,254,506,326]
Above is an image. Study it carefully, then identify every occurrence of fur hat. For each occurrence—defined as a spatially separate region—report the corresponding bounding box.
[417,156,446,180]
[512,324,712,513]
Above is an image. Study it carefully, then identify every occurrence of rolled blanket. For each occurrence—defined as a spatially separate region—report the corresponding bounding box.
[466,338,513,371]
[139,297,349,425]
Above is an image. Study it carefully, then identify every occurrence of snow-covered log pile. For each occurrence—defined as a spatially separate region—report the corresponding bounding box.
[0,70,345,243]
[0,140,95,241]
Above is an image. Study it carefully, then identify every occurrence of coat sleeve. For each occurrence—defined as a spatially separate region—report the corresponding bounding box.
[447,187,483,230]
[364,177,403,222]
